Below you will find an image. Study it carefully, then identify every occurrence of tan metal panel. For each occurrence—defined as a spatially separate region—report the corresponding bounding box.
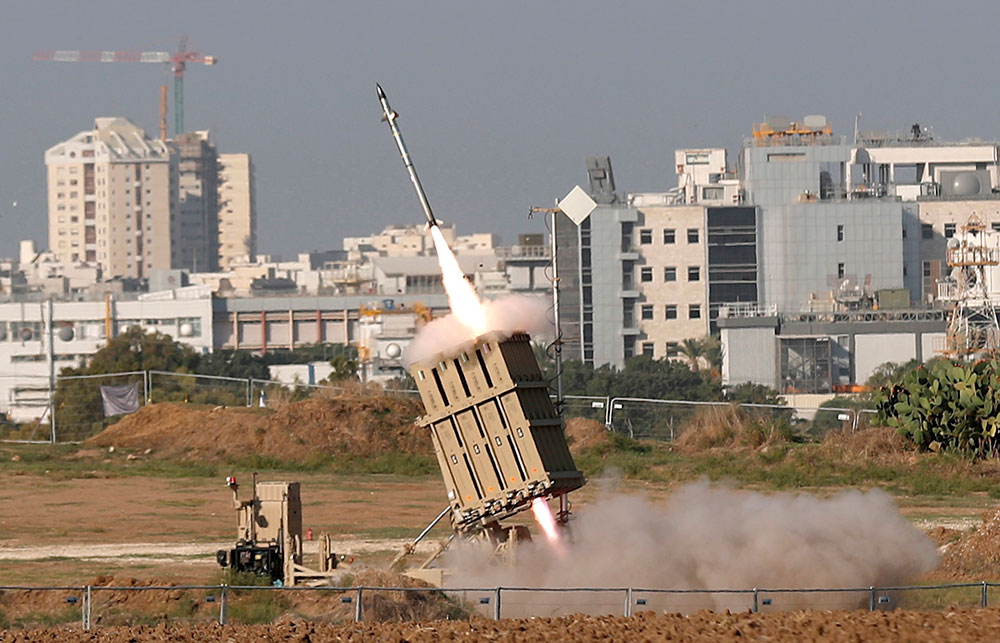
[411,333,584,531]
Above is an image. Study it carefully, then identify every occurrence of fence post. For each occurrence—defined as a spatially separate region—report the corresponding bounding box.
[81,585,91,630]
[868,586,875,611]
[219,584,228,625]
[752,588,758,613]
[246,379,253,407]
[983,581,989,608]
[494,587,502,620]
[354,587,363,622]
[624,588,632,617]
[604,397,612,428]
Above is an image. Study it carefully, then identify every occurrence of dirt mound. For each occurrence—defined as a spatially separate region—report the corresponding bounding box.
[87,394,431,462]
[564,418,612,455]
[937,508,1000,580]
[5,607,1000,641]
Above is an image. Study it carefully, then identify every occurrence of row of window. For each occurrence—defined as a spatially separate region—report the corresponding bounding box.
[640,303,701,320]
[638,228,700,245]
[639,266,700,282]
[919,222,1000,239]
[639,342,683,358]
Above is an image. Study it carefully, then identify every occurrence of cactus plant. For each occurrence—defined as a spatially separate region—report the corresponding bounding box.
[874,359,1000,458]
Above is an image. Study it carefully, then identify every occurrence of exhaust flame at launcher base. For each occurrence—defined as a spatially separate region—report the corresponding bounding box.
[531,498,560,544]
[429,226,487,335]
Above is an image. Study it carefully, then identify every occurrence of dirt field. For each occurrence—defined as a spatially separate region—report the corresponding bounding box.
[3,608,1000,642]
[4,401,1000,639]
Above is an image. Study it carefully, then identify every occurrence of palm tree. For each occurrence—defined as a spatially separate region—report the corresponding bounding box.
[678,337,706,373]
[703,335,724,380]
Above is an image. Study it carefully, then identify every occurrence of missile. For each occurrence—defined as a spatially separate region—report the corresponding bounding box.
[376,83,439,228]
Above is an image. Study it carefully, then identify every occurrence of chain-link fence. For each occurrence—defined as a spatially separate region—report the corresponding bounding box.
[3,582,995,630]
[53,371,147,442]
[605,397,877,441]
[148,371,250,408]
[37,368,881,443]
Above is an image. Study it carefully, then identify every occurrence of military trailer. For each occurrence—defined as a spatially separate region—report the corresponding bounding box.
[410,332,585,534]
[216,475,345,586]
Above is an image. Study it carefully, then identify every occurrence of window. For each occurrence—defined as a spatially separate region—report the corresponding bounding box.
[640,267,653,282]
[641,342,654,357]
[702,186,724,200]
[665,305,678,320]
[837,225,844,242]
[639,229,652,244]
[689,304,702,319]
[688,266,701,281]
[837,263,845,279]
[663,229,675,244]
[664,267,677,282]
[641,304,654,320]
[666,341,679,357]
[921,224,933,239]
[923,260,932,278]
[685,151,710,165]
[687,228,699,243]
[992,223,1000,232]
[945,223,956,238]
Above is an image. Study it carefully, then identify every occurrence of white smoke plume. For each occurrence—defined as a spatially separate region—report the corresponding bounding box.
[444,481,939,613]
[404,295,551,367]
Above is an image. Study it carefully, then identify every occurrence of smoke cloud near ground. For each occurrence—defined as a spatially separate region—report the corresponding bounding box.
[445,482,939,613]
[404,295,551,367]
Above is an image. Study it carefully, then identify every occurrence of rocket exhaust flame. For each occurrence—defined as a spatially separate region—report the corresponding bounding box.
[430,226,487,335]
[531,497,560,544]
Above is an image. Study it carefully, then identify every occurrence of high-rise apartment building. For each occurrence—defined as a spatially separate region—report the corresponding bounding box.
[217,153,257,270]
[45,117,176,279]
[176,131,219,272]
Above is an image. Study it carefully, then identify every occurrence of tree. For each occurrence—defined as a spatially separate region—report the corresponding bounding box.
[724,382,783,406]
[328,354,359,382]
[196,350,271,381]
[678,337,706,373]
[703,335,723,380]
[865,358,924,394]
[55,328,201,440]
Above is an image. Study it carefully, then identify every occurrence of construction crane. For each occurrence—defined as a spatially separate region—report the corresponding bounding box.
[33,35,217,137]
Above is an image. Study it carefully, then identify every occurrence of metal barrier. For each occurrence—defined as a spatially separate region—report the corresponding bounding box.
[606,396,878,440]
[1,581,994,630]
[41,368,881,443]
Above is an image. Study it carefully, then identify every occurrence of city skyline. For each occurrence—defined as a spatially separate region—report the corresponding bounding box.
[3,1,1000,260]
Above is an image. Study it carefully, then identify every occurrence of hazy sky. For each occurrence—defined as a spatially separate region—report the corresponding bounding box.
[2,1,1000,259]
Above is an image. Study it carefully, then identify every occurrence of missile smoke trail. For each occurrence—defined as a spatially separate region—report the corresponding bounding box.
[430,226,488,335]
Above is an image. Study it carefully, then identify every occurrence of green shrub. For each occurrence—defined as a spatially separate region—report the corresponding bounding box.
[874,359,1000,458]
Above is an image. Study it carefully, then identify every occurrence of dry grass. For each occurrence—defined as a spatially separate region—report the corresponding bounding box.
[818,426,915,463]
[674,404,796,454]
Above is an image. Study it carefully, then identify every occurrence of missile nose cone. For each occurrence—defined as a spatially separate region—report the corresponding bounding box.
[376,83,386,100]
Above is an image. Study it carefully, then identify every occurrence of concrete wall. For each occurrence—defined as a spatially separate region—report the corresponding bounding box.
[854,332,917,383]
[721,324,777,387]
